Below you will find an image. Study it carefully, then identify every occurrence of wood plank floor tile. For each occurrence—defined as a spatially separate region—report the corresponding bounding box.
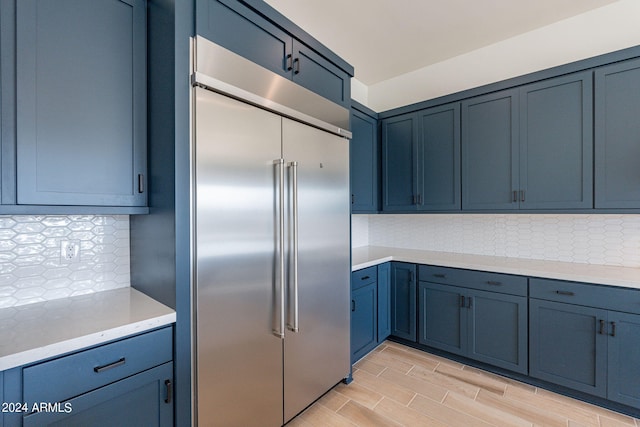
[365,350,415,374]
[408,364,480,400]
[352,368,417,405]
[379,367,448,403]
[334,382,383,409]
[297,403,356,427]
[290,341,640,427]
[408,394,494,427]
[536,388,638,426]
[504,384,600,427]
[600,415,639,427]
[476,389,569,427]
[436,362,507,395]
[353,357,387,376]
[374,396,449,427]
[316,389,349,412]
[443,391,534,427]
[337,400,402,427]
[379,345,440,371]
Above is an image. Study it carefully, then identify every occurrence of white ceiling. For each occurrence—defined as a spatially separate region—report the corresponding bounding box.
[263,0,618,85]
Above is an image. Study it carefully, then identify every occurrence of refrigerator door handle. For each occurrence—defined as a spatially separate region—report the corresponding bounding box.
[288,161,300,333]
[274,159,286,339]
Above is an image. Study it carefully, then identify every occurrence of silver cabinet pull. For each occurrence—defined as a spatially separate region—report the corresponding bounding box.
[288,161,300,333]
[274,159,286,338]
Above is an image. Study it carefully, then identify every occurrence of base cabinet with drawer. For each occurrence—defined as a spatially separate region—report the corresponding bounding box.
[2,327,173,427]
[418,266,528,374]
[530,278,640,408]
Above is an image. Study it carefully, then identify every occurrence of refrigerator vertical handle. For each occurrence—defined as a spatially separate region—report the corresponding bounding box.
[274,159,286,339]
[288,161,300,333]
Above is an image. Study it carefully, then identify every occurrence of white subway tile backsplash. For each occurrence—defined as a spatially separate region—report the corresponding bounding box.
[0,215,130,308]
[355,214,640,268]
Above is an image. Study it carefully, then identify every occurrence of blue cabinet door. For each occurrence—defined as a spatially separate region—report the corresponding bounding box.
[467,289,528,374]
[607,311,640,408]
[519,72,593,210]
[382,114,418,211]
[23,362,173,427]
[418,282,466,356]
[595,58,640,209]
[196,0,292,79]
[16,0,146,207]
[417,103,461,211]
[351,282,377,363]
[292,40,350,108]
[462,89,519,210]
[0,0,15,206]
[390,262,416,341]
[350,107,379,213]
[529,299,607,397]
[377,262,391,342]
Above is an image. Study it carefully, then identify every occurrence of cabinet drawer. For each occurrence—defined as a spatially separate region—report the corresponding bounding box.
[530,278,640,314]
[352,266,377,290]
[419,265,527,296]
[23,327,172,405]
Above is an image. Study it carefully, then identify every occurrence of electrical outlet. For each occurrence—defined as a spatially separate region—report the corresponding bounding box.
[60,240,81,263]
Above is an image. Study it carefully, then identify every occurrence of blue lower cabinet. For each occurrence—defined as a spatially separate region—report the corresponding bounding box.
[1,327,174,427]
[419,282,465,356]
[467,289,527,374]
[351,282,377,363]
[377,263,391,342]
[607,311,640,408]
[390,262,417,342]
[23,362,173,427]
[351,264,393,363]
[529,299,608,397]
[419,282,527,374]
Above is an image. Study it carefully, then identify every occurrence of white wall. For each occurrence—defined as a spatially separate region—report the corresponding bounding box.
[365,0,640,112]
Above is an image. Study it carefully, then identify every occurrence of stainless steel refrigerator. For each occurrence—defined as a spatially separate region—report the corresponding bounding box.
[191,37,351,426]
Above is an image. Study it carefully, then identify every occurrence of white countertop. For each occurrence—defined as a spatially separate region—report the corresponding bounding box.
[0,288,176,371]
[353,246,640,290]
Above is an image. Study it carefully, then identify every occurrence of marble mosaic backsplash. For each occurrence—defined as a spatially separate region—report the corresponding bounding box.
[353,214,640,268]
[0,215,130,308]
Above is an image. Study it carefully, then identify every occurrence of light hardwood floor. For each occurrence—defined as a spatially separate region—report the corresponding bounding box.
[288,341,640,427]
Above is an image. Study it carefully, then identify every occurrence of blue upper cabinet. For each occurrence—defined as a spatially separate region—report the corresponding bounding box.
[462,89,520,211]
[519,72,593,210]
[382,112,417,211]
[382,102,461,212]
[417,103,461,211]
[15,0,147,208]
[197,0,292,79]
[595,58,640,209]
[196,0,353,108]
[462,72,592,211]
[350,103,379,213]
